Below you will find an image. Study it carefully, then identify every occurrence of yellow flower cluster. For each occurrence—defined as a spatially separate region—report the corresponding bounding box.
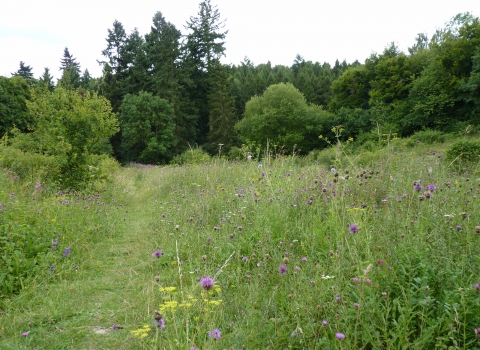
[130,325,151,339]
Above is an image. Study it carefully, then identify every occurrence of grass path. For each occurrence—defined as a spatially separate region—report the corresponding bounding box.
[1,170,163,349]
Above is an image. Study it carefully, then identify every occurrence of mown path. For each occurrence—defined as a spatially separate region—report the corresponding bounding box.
[1,172,162,349]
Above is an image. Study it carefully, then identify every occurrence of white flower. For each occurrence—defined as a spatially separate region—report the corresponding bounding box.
[331,168,336,173]
[258,164,262,168]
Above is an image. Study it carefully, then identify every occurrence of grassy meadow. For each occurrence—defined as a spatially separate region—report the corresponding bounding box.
[1,139,480,349]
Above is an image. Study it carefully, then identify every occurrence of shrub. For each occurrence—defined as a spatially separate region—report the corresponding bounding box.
[446,140,480,162]
[411,129,446,144]
[171,147,211,165]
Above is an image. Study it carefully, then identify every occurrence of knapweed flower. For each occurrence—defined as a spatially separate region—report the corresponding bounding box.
[22,331,29,337]
[426,184,436,191]
[474,283,479,291]
[456,225,462,231]
[63,247,71,256]
[414,185,423,191]
[200,276,214,291]
[35,183,42,189]
[154,318,165,329]
[322,320,328,326]
[349,225,358,233]
[354,302,360,309]
[242,256,248,262]
[301,257,307,263]
[352,277,361,283]
[152,250,164,258]
[279,265,287,274]
[336,333,345,340]
[208,328,221,340]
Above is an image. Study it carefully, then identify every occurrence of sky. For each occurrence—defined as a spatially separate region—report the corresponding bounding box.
[0,0,478,80]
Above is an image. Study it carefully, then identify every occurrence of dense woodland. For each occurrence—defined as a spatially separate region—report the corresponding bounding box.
[1,1,479,167]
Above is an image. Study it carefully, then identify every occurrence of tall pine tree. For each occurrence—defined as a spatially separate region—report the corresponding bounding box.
[184,0,228,145]
[207,60,237,152]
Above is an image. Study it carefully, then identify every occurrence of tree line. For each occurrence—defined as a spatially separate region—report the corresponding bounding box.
[2,2,479,165]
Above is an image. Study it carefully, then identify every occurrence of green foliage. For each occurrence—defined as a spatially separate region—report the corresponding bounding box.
[7,87,120,189]
[329,65,371,111]
[235,83,325,153]
[410,129,446,144]
[0,76,34,136]
[11,61,34,83]
[446,139,480,162]
[119,92,176,164]
[207,60,237,151]
[170,147,211,165]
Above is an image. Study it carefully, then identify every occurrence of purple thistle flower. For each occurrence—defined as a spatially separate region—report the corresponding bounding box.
[301,257,307,263]
[52,238,59,249]
[306,199,312,205]
[154,318,165,329]
[474,283,479,291]
[349,225,358,233]
[208,328,221,340]
[63,247,71,256]
[426,184,436,191]
[352,277,361,283]
[22,331,29,337]
[336,333,345,340]
[322,320,328,326]
[49,264,55,273]
[200,276,214,291]
[354,302,360,309]
[152,250,164,258]
[35,183,42,189]
[456,225,462,231]
[414,185,423,191]
[279,265,287,274]
[111,324,119,330]
[207,237,211,243]
[242,256,248,262]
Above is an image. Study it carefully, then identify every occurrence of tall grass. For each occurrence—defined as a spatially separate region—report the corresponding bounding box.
[0,141,479,349]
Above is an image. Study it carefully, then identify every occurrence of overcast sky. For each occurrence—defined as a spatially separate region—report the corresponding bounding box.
[0,0,478,80]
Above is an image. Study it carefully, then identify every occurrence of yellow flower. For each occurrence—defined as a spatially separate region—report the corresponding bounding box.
[159,286,176,293]
[208,300,223,306]
[178,302,193,307]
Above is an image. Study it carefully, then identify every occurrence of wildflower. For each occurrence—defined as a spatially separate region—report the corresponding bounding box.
[295,266,301,271]
[200,276,214,291]
[426,184,436,191]
[301,257,307,263]
[353,277,360,283]
[382,292,388,299]
[52,239,59,248]
[335,296,341,303]
[63,247,71,256]
[336,333,345,340]
[354,302,359,309]
[49,264,55,273]
[306,199,312,205]
[242,256,248,262]
[475,327,480,337]
[456,225,462,231]
[349,225,358,233]
[152,250,164,258]
[414,185,423,191]
[112,324,119,330]
[208,328,221,340]
[279,265,287,274]
[322,320,328,326]
[474,284,479,291]
[154,318,165,329]
[207,237,211,242]
[35,183,42,189]
[258,164,262,168]
[22,331,29,337]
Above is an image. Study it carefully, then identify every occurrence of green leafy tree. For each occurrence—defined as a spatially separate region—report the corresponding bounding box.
[0,76,33,136]
[235,83,324,153]
[207,60,237,151]
[24,88,119,188]
[329,65,372,111]
[119,92,176,164]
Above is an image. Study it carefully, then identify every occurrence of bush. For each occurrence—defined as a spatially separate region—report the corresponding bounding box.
[171,147,211,165]
[446,140,480,162]
[411,129,446,144]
